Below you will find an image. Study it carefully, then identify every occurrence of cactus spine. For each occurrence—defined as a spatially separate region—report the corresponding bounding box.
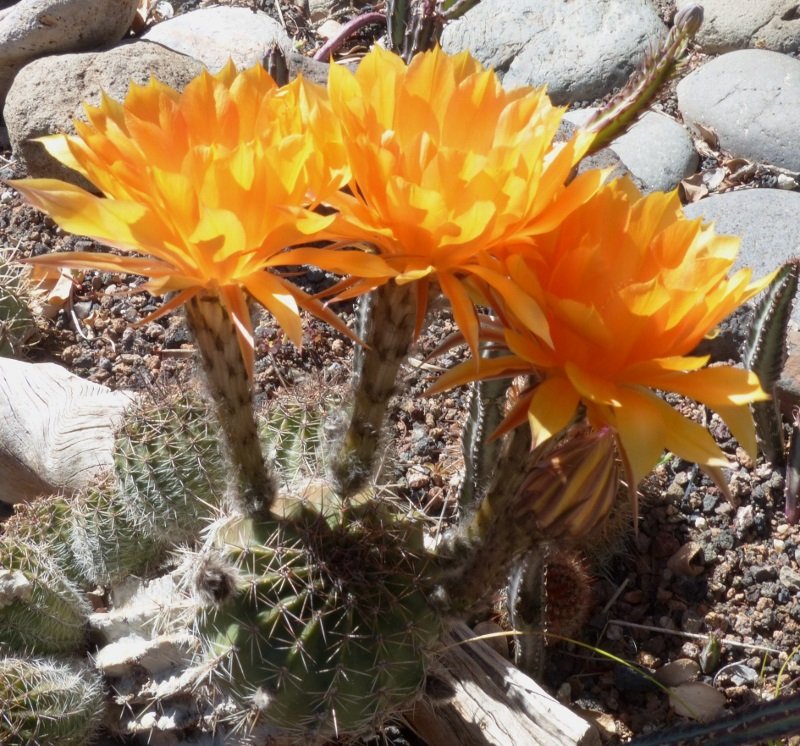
[196,491,441,740]
[0,249,41,358]
[0,657,105,745]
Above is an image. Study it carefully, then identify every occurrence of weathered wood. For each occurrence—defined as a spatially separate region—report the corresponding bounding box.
[0,357,135,504]
[407,623,601,746]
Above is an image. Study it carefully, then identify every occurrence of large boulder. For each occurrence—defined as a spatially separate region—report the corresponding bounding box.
[0,0,139,108]
[676,0,800,53]
[141,6,292,72]
[677,50,800,172]
[4,41,203,185]
[441,0,665,104]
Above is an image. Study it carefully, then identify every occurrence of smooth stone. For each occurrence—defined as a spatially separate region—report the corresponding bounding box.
[609,111,697,192]
[677,50,800,172]
[563,108,697,192]
[441,0,665,105]
[4,41,204,186]
[0,0,139,108]
[682,189,800,299]
[141,6,292,72]
[676,0,800,53]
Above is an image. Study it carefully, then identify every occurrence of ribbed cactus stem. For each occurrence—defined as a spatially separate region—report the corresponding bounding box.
[437,424,547,614]
[331,281,418,497]
[0,657,106,745]
[196,495,440,740]
[457,343,512,509]
[184,292,275,516]
[0,537,90,655]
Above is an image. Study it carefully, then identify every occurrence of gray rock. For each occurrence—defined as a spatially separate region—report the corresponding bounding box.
[609,111,698,192]
[676,0,800,53]
[779,565,800,592]
[563,108,697,192]
[141,6,292,72]
[677,50,800,172]
[441,0,665,104]
[0,0,139,108]
[682,189,800,321]
[4,41,203,185]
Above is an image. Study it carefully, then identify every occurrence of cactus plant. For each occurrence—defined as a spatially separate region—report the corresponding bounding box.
[0,248,41,358]
[1,7,775,743]
[195,490,441,740]
[0,656,105,745]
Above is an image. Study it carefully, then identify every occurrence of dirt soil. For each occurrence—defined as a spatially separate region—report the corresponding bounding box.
[2,1,800,744]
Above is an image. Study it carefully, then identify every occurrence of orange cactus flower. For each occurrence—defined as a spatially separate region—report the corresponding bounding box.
[9,62,351,372]
[280,45,606,354]
[432,177,772,491]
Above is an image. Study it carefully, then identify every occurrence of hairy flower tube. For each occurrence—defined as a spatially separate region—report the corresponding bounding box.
[9,62,351,373]
[432,177,772,493]
[280,44,606,354]
[515,427,620,539]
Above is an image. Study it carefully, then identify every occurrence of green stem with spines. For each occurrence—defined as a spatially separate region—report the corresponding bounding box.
[330,281,419,498]
[184,292,275,516]
[457,342,512,510]
[0,657,106,746]
[0,536,90,655]
[582,4,703,157]
[743,259,800,465]
[437,424,550,614]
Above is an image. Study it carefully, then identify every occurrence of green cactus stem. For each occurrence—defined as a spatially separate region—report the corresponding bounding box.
[0,536,90,655]
[0,657,106,746]
[743,259,799,465]
[508,546,548,679]
[184,292,275,517]
[436,423,548,614]
[196,490,440,741]
[3,392,228,588]
[439,424,618,615]
[330,281,419,497]
[457,343,512,509]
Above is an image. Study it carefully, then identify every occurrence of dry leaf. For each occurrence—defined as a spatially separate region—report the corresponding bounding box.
[26,264,75,319]
[667,541,705,576]
[679,173,708,203]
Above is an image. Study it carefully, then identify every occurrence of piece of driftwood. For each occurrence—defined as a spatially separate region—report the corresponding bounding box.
[0,358,599,744]
[0,357,135,504]
[407,622,601,746]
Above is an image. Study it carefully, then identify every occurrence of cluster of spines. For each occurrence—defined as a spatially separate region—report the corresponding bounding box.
[0,656,105,745]
[0,248,41,358]
[195,493,440,741]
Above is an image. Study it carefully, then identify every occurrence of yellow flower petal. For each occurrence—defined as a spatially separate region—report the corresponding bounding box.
[11,63,351,350]
[526,376,581,444]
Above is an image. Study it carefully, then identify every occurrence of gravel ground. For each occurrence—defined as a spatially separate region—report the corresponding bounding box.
[3,1,800,744]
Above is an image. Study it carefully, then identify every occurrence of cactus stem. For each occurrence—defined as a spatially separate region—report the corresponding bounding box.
[330,281,418,498]
[184,292,275,517]
[437,424,548,614]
